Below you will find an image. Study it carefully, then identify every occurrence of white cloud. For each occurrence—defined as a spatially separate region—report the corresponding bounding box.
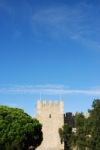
[0,84,100,96]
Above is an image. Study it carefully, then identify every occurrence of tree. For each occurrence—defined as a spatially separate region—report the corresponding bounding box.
[88,99,100,150]
[74,113,87,150]
[59,99,100,150]
[0,106,43,150]
[74,99,100,150]
[59,124,72,150]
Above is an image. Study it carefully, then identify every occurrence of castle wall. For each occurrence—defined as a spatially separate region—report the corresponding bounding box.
[36,100,64,150]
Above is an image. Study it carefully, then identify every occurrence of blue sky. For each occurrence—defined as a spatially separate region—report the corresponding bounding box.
[0,0,100,116]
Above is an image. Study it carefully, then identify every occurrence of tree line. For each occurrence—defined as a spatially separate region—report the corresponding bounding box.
[59,99,100,150]
[0,99,100,150]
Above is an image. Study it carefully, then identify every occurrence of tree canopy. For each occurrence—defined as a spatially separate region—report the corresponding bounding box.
[88,99,100,150]
[0,106,43,150]
[59,99,100,150]
[59,124,72,150]
[73,99,100,150]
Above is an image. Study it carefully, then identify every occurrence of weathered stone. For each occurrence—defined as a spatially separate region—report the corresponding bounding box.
[36,100,64,150]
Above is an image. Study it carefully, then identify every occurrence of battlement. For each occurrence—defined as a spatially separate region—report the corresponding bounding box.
[37,100,64,115]
[37,100,63,106]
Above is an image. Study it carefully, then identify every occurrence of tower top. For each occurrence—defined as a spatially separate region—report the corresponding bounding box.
[37,100,63,105]
[37,100,64,115]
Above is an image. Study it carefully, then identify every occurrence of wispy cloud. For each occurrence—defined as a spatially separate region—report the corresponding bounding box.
[0,85,100,96]
[32,2,100,49]
[0,1,100,49]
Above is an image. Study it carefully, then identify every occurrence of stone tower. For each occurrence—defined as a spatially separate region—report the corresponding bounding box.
[36,100,64,150]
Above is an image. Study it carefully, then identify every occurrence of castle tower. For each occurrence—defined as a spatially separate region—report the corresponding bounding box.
[36,100,64,150]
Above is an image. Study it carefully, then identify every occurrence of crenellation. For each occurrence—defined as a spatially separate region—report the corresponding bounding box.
[48,100,52,106]
[54,100,58,104]
[37,100,42,115]
[59,100,64,114]
[37,100,64,110]
[43,100,46,105]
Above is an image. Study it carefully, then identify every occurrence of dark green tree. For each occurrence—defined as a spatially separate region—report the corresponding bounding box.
[59,124,72,150]
[74,112,87,150]
[88,99,100,150]
[0,106,43,150]
[59,99,100,150]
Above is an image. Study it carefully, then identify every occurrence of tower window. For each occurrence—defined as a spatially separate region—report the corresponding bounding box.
[49,114,51,118]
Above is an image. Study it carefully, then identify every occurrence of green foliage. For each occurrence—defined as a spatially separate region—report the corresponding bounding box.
[74,113,87,150]
[59,124,72,150]
[88,99,100,150]
[73,99,100,150]
[59,99,100,150]
[0,106,43,150]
